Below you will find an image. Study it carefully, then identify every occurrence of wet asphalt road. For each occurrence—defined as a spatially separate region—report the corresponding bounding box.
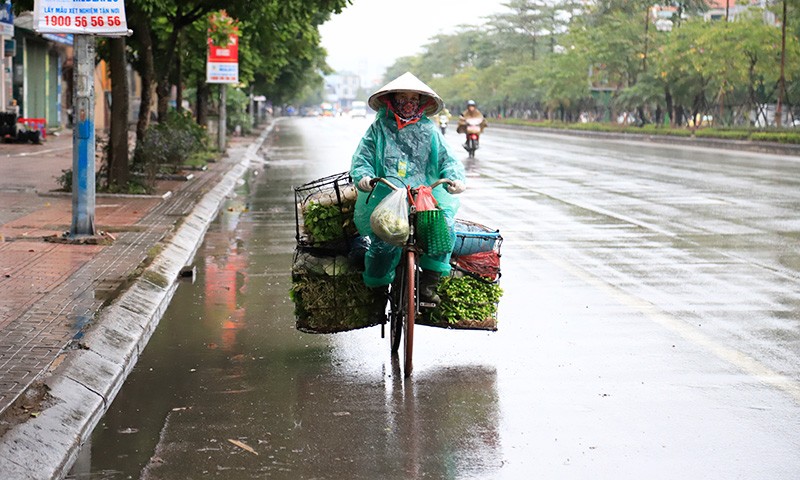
[74,117,800,479]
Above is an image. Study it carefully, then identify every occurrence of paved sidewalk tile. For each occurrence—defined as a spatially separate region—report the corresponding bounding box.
[0,131,257,416]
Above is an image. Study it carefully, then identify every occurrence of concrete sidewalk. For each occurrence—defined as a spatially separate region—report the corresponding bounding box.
[0,124,273,478]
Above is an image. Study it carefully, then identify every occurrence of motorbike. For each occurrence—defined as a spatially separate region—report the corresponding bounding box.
[463,117,483,158]
[438,113,448,134]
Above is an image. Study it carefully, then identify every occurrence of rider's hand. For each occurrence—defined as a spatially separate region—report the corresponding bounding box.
[357,176,373,192]
[446,180,466,194]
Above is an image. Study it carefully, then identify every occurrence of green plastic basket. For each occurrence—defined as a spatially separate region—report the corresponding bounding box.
[416,209,454,255]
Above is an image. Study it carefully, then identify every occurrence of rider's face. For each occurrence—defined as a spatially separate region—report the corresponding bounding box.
[392,92,421,117]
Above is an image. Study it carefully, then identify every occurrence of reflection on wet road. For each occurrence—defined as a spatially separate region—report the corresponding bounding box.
[74,118,800,479]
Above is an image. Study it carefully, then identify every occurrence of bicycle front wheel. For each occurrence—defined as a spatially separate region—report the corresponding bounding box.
[403,250,416,377]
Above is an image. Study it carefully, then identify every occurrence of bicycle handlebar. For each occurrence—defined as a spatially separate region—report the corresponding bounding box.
[369,177,453,191]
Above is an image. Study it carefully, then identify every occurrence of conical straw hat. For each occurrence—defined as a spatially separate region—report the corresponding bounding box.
[368,72,444,116]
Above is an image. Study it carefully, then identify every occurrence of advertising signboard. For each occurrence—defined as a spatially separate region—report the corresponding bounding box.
[206,13,238,84]
[33,0,128,36]
[1,0,13,37]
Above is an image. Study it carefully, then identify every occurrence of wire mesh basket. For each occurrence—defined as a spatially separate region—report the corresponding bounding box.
[290,246,385,334]
[294,171,359,253]
[451,219,502,257]
[419,219,503,331]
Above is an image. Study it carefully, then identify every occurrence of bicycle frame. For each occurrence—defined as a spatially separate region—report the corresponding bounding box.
[371,177,451,378]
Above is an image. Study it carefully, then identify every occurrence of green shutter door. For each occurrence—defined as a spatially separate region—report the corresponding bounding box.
[47,51,60,128]
[24,40,47,120]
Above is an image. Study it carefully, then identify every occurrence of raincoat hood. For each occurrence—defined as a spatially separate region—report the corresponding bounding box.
[368,72,444,116]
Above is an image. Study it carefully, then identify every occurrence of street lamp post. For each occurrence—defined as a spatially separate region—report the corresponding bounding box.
[776,0,787,128]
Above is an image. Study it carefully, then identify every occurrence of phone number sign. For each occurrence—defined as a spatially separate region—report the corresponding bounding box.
[33,0,128,36]
[207,33,239,84]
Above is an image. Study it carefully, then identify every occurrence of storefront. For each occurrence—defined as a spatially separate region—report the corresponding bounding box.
[11,11,71,129]
[0,0,13,112]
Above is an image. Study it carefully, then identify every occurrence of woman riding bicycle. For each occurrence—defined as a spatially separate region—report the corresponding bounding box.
[351,72,466,305]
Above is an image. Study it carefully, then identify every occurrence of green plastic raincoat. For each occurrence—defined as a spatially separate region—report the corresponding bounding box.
[351,107,466,287]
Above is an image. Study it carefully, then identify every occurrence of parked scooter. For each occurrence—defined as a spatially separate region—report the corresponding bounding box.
[438,113,448,134]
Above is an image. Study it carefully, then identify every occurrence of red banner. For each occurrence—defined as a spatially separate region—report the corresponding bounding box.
[207,12,239,84]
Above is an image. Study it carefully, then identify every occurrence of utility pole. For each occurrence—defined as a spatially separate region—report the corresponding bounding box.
[249,85,255,129]
[218,83,227,152]
[206,11,239,153]
[33,0,130,241]
[642,7,649,72]
[776,0,787,128]
[70,34,96,238]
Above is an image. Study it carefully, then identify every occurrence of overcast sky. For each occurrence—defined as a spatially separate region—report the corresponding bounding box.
[319,0,507,87]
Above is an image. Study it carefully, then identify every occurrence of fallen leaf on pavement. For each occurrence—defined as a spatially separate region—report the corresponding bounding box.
[228,439,258,455]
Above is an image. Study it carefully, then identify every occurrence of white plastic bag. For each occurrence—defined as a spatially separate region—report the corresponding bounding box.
[370,188,409,246]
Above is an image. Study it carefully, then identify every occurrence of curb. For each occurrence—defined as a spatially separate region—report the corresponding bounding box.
[39,191,174,200]
[493,123,800,157]
[0,123,275,479]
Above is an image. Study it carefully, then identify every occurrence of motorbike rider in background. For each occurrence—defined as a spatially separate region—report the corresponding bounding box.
[350,72,466,306]
[435,107,451,134]
[456,100,487,150]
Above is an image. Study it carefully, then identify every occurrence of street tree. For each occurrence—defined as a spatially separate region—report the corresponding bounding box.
[487,0,579,61]
[534,49,591,120]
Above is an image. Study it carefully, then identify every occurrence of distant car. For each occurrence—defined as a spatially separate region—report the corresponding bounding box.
[350,101,367,118]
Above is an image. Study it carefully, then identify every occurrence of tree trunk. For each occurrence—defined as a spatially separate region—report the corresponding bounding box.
[157,77,170,121]
[156,18,184,121]
[136,21,155,144]
[175,33,183,114]
[675,105,685,127]
[196,79,209,128]
[108,37,129,189]
[664,85,674,127]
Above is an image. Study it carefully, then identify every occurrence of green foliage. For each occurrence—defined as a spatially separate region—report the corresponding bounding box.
[693,129,751,140]
[208,11,238,47]
[186,150,218,167]
[225,88,252,135]
[383,0,800,129]
[55,168,151,195]
[750,131,800,144]
[133,110,210,176]
[491,117,800,142]
[55,169,72,192]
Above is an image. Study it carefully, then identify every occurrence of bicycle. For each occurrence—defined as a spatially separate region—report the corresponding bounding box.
[369,177,454,378]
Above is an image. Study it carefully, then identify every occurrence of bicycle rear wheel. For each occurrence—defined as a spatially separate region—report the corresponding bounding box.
[389,284,402,354]
[389,257,405,354]
[403,250,416,377]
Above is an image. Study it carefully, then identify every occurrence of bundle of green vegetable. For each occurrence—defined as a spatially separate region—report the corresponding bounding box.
[290,252,384,333]
[426,275,503,330]
[301,185,358,245]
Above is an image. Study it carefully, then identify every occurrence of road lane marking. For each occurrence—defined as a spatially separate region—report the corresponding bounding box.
[459,175,800,405]
[531,245,800,404]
